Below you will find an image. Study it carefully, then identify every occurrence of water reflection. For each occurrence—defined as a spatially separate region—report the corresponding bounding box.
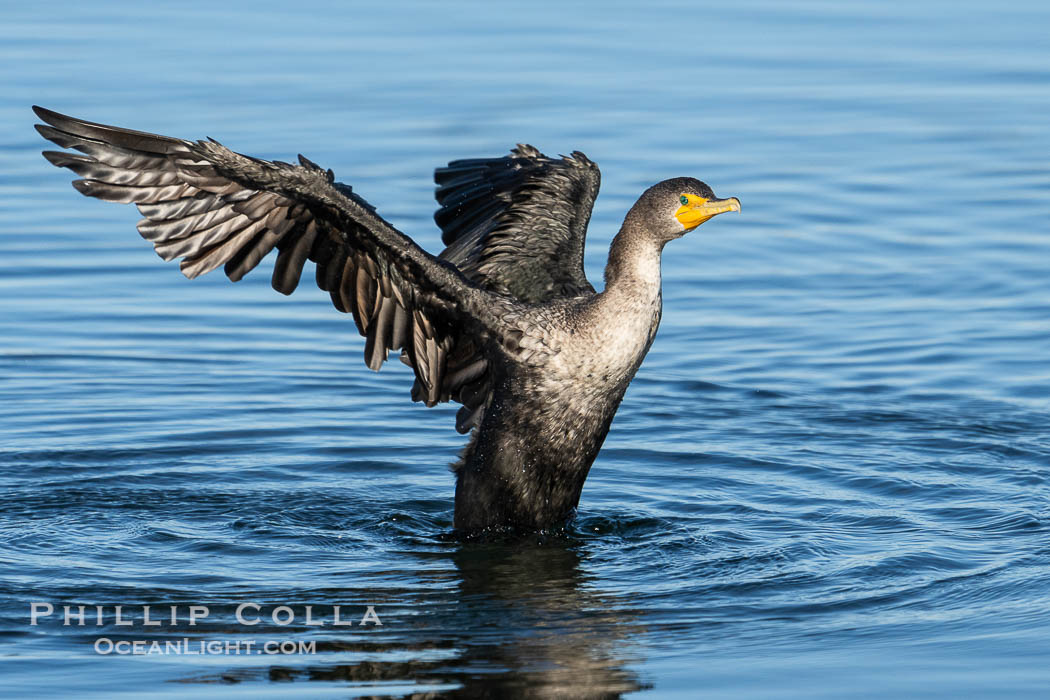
[181,539,648,697]
[447,541,648,697]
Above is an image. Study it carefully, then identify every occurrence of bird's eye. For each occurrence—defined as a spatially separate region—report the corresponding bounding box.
[679,195,689,205]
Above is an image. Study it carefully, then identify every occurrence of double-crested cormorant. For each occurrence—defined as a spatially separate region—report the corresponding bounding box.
[33,106,740,534]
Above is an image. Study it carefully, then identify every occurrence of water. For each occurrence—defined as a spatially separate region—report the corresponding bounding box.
[2,0,1049,696]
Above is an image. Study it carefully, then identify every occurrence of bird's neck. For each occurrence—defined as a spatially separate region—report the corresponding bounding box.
[603,222,664,304]
[589,222,665,377]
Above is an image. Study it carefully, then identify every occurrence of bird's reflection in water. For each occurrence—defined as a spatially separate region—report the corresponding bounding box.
[186,537,648,698]
[445,539,649,697]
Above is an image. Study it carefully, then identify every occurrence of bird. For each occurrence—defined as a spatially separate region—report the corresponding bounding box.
[33,106,740,535]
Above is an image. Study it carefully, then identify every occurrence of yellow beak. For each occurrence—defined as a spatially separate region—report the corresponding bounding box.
[675,196,741,231]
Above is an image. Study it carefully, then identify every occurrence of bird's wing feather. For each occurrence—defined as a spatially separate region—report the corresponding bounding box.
[433,144,599,303]
[424,144,600,432]
[34,106,503,421]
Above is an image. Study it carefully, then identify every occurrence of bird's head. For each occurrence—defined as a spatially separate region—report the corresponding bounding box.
[630,177,740,242]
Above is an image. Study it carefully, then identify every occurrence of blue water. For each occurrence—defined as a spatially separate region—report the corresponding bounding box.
[2,0,1049,697]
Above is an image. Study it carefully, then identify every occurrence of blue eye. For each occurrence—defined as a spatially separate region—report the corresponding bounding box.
[679,195,689,205]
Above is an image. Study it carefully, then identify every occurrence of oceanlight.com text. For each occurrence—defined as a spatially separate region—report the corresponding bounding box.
[94,638,317,655]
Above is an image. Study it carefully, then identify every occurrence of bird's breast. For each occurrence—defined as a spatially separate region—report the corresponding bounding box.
[548,291,662,392]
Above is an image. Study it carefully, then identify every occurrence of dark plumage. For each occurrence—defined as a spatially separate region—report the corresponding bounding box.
[33,106,740,534]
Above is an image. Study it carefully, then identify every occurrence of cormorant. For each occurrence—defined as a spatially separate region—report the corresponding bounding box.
[33,106,740,534]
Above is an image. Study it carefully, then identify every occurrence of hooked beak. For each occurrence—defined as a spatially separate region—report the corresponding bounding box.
[675,196,741,231]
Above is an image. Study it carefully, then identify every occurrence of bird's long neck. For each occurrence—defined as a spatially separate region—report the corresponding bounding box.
[603,218,664,304]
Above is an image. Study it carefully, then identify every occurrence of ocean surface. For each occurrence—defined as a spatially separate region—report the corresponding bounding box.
[1,1,1049,697]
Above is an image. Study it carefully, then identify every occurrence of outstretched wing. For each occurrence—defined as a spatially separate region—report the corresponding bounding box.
[434,144,600,303]
[33,106,504,418]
